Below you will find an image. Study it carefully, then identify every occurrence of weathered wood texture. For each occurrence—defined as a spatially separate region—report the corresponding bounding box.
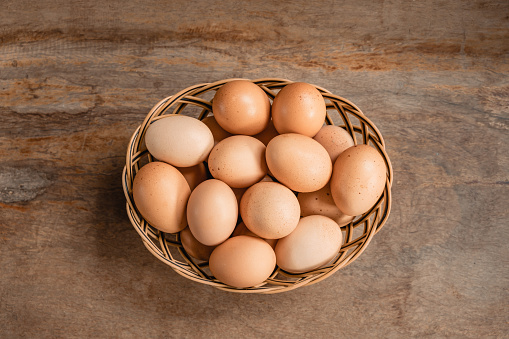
[1,0,508,337]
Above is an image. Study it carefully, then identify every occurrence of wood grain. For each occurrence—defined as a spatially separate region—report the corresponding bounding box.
[1,0,508,337]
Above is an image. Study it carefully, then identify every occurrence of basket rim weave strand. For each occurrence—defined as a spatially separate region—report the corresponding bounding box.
[122,78,393,294]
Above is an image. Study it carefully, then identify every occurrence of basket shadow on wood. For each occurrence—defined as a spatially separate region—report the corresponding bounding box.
[122,78,393,294]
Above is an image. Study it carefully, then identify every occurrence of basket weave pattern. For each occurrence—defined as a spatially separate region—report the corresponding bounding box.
[122,78,393,294]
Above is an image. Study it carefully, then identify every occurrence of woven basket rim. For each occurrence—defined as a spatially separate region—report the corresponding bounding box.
[122,78,393,294]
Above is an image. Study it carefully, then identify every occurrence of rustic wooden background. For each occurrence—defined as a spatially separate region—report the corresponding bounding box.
[1,0,508,337]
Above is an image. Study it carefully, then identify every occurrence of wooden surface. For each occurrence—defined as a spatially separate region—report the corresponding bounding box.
[1,0,508,337]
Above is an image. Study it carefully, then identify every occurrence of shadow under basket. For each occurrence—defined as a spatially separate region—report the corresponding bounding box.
[122,78,393,294]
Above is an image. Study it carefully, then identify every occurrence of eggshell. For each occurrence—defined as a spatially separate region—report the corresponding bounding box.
[132,161,190,233]
[266,133,332,193]
[179,227,215,261]
[297,183,354,226]
[145,115,214,167]
[208,135,268,188]
[271,82,326,137]
[275,215,343,273]
[212,80,271,135]
[313,125,355,164]
[177,162,208,191]
[187,179,238,246]
[202,115,232,146]
[209,235,276,288]
[240,182,300,239]
[253,119,279,146]
[330,144,387,216]
[232,222,278,249]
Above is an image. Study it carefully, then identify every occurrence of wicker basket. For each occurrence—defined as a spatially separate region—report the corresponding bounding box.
[122,78,393,294]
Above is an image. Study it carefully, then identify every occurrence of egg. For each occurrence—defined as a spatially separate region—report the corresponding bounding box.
[202,115,232,146]
[232,222,278,249]
[209,235,276,288]
[232,177,271,223]
[330,144,387,216]
[240,182,300,239]
[132,161,190,233]
[266,133,332,193]
[297,183,354,226]
[208,135,268,188]
[145,115,214,167]
[212,80,271,135]
[253,119,279,146]
[313,125,355,164]
[275,215,343,273]
[177,162,209,191]
[179,227,215,261]
[271,82,326,137]
[187,179,238,246]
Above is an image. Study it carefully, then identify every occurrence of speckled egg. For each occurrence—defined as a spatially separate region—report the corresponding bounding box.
[271,82,326,137]
[297,182,354,226]
[133,161,190,233]
[240,182,300,239]
[330,144,387,216]
[313,125,355,164]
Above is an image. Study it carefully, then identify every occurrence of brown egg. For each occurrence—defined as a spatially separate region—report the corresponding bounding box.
[232,222,278,249]
[202,115,232,146]
[275,215,343,273]
[271,82,326,137]
[240,182,300,239]
[177,162,208,191]
[313,125,355,164]
[187,179,238,246]
[209,235,276,288]
[330,144,387,216]
[133,162,190,233]
[253,119,279,146]
[297,183,354,226]
[266,133,332,193]
[145,115,214,167]
[179,227,215,261]
[212,80,271,135]
[208,135,268,188]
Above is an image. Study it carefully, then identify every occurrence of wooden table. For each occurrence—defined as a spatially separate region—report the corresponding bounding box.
[1,1,508,337]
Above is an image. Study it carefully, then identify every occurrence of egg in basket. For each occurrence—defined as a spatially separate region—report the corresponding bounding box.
[122,78,392,294]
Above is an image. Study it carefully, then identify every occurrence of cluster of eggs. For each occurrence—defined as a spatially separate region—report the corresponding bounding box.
[132,80,386,288]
